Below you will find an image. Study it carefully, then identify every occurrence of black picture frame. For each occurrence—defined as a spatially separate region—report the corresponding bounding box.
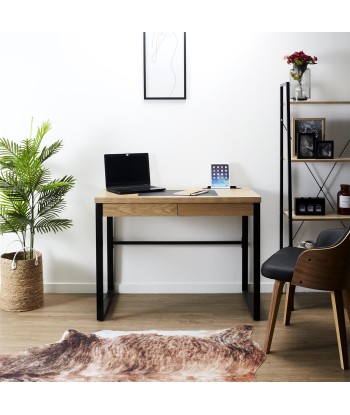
[315,140,334,159]
[297,132,316,159]
[292,118,325,157]
[143,32,186,100]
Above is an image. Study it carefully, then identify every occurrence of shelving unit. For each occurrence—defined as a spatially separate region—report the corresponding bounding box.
[280,82,350,248]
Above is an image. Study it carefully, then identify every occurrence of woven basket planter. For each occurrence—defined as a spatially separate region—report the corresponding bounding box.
[0,251,43,312]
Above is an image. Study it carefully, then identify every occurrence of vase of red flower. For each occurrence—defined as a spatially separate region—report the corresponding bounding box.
[290,65,310,100]
[284,51,318,101]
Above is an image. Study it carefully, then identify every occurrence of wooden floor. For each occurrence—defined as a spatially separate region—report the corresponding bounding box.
[0,292,349,382]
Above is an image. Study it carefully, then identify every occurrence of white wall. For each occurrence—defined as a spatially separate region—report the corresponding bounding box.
[1,10,349,294]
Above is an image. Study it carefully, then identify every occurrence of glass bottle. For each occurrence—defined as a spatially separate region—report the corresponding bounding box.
[337,184,350,215]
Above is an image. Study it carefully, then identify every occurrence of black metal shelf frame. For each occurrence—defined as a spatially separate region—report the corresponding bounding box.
[280,82,292,248]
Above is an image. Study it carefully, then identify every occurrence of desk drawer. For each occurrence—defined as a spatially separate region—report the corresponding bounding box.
[103,203,177,217]
[178,203,253,216]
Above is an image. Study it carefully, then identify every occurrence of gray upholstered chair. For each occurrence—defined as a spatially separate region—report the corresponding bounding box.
[261,227,350,370]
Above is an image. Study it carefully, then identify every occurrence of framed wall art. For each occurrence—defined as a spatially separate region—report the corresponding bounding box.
[143,32,186,100]
[292,118,325,157]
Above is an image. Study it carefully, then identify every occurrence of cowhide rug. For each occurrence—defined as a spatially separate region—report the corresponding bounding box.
[0,325,265,382]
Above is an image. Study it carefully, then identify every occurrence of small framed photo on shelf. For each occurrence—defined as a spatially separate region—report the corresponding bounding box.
[315,140,334,159]
[297,133,316,159]
[292,118,325,157]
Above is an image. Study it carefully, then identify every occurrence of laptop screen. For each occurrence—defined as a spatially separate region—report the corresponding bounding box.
[104,153,151,187]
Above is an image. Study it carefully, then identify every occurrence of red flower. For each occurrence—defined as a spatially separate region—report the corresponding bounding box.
[284,50,318,66]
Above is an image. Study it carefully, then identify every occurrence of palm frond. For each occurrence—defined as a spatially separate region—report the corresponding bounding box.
[0,209,28,234]
[35,218,73,234]
[33,120,52,152]
[36,199,67,220]
[39,140,63,163]
[0,138,19,158]
[38,176,75,192]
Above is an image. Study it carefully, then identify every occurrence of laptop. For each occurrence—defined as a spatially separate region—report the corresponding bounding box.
[104,153,166,194]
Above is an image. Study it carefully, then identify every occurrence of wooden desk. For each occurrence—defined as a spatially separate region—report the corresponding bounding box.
[95,188,261,321]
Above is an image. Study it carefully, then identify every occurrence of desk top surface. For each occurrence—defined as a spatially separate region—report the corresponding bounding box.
[95,187,261,204]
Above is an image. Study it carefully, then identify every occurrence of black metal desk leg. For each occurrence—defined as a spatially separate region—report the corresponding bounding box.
[96,205,114,321]
[107,217,114,292]
[253,202,261,320]
[96,203,104,321]
[242,216,248,292]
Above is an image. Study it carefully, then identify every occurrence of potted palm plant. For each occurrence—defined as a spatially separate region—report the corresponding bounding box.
[0,120,75,311]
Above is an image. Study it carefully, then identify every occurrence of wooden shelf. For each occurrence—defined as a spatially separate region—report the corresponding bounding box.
[284,211,350,221]
[286,157,350,163]
[290,101,350,105]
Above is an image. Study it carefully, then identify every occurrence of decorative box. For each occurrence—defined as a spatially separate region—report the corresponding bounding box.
[295,197,325,215]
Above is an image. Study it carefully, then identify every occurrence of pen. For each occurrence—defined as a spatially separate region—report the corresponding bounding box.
[190,190,208,196]
[205,186,239,189]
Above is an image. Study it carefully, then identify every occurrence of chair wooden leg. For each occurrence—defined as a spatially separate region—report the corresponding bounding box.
[343,288,350,323]
[264,280,285,354]
[331,290,349,370]
[284,283,296,326]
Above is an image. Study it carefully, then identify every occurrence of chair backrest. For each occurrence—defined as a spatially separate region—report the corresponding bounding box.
[292,227,350,291]
[315,227,350,248]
